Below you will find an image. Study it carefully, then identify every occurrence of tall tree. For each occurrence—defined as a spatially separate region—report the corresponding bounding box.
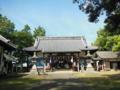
[92,29,108,51]
[92,24,120,51]
[0,14,16,42]
[105,36,120,51]
[33,26,46,38]
[73,0,120,34]
[13,24,34,72]
[22,24,31,33]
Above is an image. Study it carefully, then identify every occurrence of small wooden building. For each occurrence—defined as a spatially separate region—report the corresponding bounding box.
[0,35,18,74]
[23,36,98,72]
[93,51,120,71]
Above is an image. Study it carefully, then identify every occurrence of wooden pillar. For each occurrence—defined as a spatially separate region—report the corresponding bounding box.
[12,62,13,73]
[6,61,9,73]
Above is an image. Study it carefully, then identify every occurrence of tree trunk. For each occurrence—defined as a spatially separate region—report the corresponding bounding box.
[20,58,23,72]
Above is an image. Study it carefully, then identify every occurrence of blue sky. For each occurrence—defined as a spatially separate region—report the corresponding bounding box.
[0,0,105,45]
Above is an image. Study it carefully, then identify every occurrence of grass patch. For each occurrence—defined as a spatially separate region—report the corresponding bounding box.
[0,74,45,90]
[74,71,120,90]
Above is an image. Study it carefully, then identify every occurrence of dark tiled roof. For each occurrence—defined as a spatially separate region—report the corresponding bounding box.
[96,51,120,59]
[23,36,98,53]
[0,35,18,50]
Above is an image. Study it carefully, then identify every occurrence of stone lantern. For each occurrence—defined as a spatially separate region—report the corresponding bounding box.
[29,52,38,75]
[86,51,95,73]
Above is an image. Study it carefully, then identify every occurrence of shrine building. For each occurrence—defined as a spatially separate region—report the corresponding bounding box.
[23,36,98,72]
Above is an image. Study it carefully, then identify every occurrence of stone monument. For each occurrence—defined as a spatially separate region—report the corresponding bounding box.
[29,52,38,75]
[85,51,96,74]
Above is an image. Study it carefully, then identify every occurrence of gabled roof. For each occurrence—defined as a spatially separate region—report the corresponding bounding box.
[23,36,98,53]
[96,51,120,59]
[0,35,18,50]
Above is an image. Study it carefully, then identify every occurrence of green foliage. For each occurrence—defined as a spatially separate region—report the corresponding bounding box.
[0,13,46,71]
[92,29,108,51]
[92,26,120,51]
[73,0,120,34]
[21,24,31,33]
[33,26,46,38]
[105,36,120,51]
[0,13,46,50]
[14,25,34,48]
[92,36,107,51]
[0,13,16,42]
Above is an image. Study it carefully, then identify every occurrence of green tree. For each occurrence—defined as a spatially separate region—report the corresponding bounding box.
[22,24,31,33]
[0,14,16,42]
[33,26,46,38]
[92,29,108,51]
[92,25,120,51]
[105,36,120,51]
[13,24,34,72]
[73,0,120,33]
[0,13,47,71]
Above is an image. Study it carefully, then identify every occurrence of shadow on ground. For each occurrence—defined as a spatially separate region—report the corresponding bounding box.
[0,73,44,90]
[27,78,94,90]
[0,73,29,81]
[79,73,120,90]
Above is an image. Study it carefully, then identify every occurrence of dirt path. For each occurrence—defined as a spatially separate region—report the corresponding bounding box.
[26,71,94,90]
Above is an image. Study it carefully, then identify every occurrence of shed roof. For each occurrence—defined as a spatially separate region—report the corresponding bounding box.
[96,51,120,59]
[0,35,18,50]
[23,36,98,53]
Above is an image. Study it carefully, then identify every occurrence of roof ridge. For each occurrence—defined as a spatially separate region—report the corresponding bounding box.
[37,36,85,40]
[0,35,18,48]
[0,35,10,42]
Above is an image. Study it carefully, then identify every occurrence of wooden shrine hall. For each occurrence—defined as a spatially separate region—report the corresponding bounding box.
[23,36,98,73]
